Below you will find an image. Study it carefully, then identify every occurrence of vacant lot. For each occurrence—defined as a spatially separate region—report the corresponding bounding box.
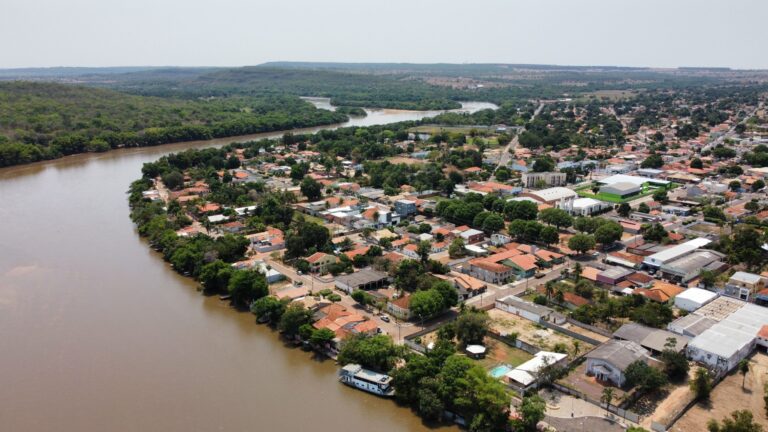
[488,308,595,355]
[671,352,768,431]
[476,337,533,370]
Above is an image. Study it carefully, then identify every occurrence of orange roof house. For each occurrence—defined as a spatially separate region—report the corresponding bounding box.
[635,281,684,303]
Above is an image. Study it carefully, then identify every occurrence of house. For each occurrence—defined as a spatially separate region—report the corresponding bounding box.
[585,340,652,387]
[495,295,565,324]
[387,295,412,320]
[335,269,391,294]
[306,252,338,274]
[507,254,538,278]
[505,351,568,392]
[725,271,766,302]
[458,228,485,244]
[401,243,420,260]
[452,273,487,300]
[468,258,515,284]
[635,280,684,303]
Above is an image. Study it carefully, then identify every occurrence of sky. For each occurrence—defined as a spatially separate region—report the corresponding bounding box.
[3,0,767,70]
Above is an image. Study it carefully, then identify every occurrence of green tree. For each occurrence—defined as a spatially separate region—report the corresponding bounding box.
[278,302,313,336]
[568,233,596,254]
[513,395,546,431]
[409,289,446,319]
[707,410,763,432]
[594,220,623,249]
[228,269,269,308]
[539,208,573,229]
[448,237,466,258]
[652,188,669,203]
[540,225,560,245]
[691,367,713,400]
[625,360,668,392]
[337,333,403,372]
[690,158,703,169]
[250,295,287,324]
[752,179,765,192]
[310,328,336,347]
[643,223,668,242]
[601,387,615,411]
[198,259,234,294]
[739,359,750,390]
[481,213,505,233]
[641,154,664,169]
[661,338,690,382]
[162,170,184,190]
[617,202,631,217]
[300,176,322,201]
[351,289,374,306]
[638,202,651,213]
[455,310,489,347]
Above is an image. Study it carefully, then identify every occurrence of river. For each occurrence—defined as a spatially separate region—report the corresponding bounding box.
[0,102,495,432]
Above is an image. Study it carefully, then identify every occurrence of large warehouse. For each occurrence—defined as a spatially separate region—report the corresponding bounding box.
[685,297,768,373]
[643,237,711,269]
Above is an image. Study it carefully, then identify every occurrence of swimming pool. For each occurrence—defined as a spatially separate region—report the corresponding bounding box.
[489,364,512,379]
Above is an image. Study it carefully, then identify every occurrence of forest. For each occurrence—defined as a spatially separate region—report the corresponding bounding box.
[0,82,347,167]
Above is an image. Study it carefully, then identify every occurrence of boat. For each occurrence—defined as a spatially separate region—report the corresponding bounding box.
[338,364,395,397]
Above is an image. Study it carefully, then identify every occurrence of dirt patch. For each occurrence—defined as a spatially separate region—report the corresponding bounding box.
[488,308,595,356]
[671,351,768,431]
[476,337,533,369]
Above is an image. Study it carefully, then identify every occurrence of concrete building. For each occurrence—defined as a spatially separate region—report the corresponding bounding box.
[725,271,766,302]
[521,171,567,188]
[306,252,338,274]
[571,197,611,216]
[394,199,418,217]
[495,295,565,324]
[674,288,718,312]
[599,182,641,200]
[685,297,768,373]
[613,322,689,355]
[521,187,577,211]
[585,340,651,387]
[335,269,391,294]
[643,238,712,270]
[659,250,726,284]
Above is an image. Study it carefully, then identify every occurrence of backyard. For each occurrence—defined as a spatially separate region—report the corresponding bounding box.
[488,308,596,356]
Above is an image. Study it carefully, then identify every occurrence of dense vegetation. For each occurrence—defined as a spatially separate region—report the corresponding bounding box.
[0,82,347,167]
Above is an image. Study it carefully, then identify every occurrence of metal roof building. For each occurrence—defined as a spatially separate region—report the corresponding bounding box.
[643,237,712,268]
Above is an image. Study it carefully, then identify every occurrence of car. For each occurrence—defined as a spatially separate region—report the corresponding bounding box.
[534,272,545,279]
[379,314,390,323]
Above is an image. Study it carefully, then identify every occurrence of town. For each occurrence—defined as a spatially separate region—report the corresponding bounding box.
[129,87,768,432]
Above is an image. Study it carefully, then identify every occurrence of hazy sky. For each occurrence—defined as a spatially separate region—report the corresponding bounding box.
[3,0,767,69]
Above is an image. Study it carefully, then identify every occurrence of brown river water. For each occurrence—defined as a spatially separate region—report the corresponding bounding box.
[0,102,495,432]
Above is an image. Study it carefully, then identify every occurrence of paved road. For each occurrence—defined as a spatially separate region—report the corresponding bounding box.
[489,102,545,182]
[465,261,569,307]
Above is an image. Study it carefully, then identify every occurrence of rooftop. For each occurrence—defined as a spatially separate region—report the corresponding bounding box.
[587,339,650,371]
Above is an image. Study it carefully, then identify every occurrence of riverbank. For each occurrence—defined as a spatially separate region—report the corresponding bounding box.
[0,102,490,432]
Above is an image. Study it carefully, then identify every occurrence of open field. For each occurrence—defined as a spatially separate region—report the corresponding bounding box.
[576,89,639,102]
[671,351,768,432]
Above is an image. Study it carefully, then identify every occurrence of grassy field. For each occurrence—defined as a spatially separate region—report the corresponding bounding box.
[476,337,534,370]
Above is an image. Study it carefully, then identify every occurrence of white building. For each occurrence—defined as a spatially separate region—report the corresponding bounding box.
[674,288,718,312]
[571,197,611,216]
[686,302,768,372]
[505,351,568,391]
[585,340,651,387]
[521,172,567,188]
[643,238,712,269]
[523,187,577,211]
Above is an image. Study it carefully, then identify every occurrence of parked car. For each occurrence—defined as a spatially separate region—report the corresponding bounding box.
[379,314,390,323]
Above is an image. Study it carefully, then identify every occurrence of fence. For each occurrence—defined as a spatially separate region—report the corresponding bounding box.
[486,330,540,355]
[538,319,604,346]
[550,382,642,424]
[565,317,613,338]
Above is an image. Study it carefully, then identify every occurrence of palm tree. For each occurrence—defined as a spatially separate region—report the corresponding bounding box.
[572,340,581,358]
[545,281,555,301]
[601,387,615,412]
[739,359,750,389]
[573,262,583,281]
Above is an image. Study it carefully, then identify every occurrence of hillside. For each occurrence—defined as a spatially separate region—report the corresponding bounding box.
[0,81,347,167]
